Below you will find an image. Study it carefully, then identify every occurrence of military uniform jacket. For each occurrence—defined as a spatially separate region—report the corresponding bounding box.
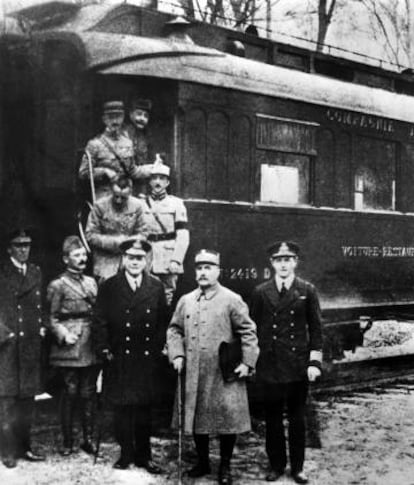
[123,124,154,166]
[47,271,98,367]
[0,260,43,398]
[143,194,189,274]
[167,284,259,434]
[79,132,150,199]
[93,271,168,406]
[250,277,323,384]
[85,195,148,280]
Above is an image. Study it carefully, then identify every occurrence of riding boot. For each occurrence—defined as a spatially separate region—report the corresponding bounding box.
[60,393,75,456]
[1,422,17,468]
[80,397,96,455]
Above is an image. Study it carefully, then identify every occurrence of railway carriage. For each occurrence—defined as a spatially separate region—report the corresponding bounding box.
[4,2,414,374]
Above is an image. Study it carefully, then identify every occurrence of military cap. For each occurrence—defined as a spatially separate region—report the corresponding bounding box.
[267,241,300,258]
[62,235,84,255]
[9,228,32,245]
[103,101,124,114]
[150,157,171,177]
[129,98,152,112]
[120,236,152,255]
[195,249,220,266]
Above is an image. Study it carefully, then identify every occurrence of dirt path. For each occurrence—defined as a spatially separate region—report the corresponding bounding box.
[2,384,414,484]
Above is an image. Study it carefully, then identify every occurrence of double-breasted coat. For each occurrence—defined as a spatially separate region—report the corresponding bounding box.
[250,277,323,384]
[93,271,168,406]
[0,260,43,397]
[167,284,259,435]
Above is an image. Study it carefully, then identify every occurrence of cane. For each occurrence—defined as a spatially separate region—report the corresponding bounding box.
[177,369,183,485]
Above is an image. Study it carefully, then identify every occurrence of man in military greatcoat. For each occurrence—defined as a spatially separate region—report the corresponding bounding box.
[85,175,148,281]
[143,159,189,305]
[47,236,100,456]
[79,101,151,201]
[123,97,154,196]
[167,249,259,485]
[93,236,167,472]
[250,242,323,484]
[0,229,45,468]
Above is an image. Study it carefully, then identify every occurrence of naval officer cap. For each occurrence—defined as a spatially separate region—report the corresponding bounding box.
[9,228,32,245]
[267,241,300,258]
[119,236,152,256]
[103,100,125,114]
[195,249,220,266]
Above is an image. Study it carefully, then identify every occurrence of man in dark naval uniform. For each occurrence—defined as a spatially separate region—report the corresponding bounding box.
[93,236,167,472]
[250,242,323,484]
[0,229,46,468]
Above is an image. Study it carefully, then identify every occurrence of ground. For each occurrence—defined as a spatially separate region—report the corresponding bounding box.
[2,382,414,484]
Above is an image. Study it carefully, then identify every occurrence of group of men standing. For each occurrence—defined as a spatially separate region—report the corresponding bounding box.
[0,98,323,485]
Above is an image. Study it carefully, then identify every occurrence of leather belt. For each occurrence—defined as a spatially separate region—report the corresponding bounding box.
[148,232,176,242]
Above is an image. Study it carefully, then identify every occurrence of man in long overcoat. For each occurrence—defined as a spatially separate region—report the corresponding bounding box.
[167,249,259,485]
[250,241,323,484]
[93,236,167,472]
[0,229,46,468]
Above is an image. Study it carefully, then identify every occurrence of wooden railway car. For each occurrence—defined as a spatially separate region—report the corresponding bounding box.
[4,2,414,364]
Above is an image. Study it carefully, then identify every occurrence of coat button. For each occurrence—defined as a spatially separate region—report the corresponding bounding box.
[290,335,294,339]
[36,291,40,296]
[125,349,130,355]
[37,305,41,309]
[126,309,130,314]
[292,347,296,351]
[19,331,24,337]
[38,318,42,323]
[17,305,21,310]
[273,336,277,340]
[126,337,130,342]
[145,324,150,328]
[146,309,150,314]
[144,351,149,356]
[145,337,150,341]
[273,324,277,329]
[290,323,294,327]
[290,310,294,315]
[126,323,131,327]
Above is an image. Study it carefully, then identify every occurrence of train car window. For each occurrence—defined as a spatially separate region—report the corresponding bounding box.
[353,136,396,211]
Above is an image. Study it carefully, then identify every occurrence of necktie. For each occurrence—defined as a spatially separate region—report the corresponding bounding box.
[280,283,287,297]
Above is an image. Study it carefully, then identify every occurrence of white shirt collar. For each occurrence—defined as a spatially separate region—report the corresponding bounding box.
[275,274,295,292]
[10,257,27,275]
[125,272,142,291]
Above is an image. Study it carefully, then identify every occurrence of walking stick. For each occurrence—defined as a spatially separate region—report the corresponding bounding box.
[78,150,95,254]
[177,369,183,485]
[94,366,106,464]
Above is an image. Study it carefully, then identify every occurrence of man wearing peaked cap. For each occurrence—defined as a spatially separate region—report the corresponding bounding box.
[167,249,259,485]
[123,97,154,196]
[79,100,151,201]
[0,228,46,467]
[142,157,189,306]
[92,233,167,473]
[250,241,323,484]
[47,235,99,457]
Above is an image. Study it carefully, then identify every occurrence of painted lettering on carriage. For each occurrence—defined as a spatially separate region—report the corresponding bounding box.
[221,267,259,280]
[327,109,394,133]
[342,246,414,257]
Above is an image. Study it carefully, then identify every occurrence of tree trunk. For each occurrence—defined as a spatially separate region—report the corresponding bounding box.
[317,0,336,52]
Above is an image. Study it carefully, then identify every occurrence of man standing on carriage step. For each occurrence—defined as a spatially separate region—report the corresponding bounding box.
[250,241,323,484]
[85,175,148,282]
[167,249,259,485]
[0,229,46,468]
[47,236,100,457]
[142,158,189,306]
[79,101,152,201]
[92,236,167,472]
[123,97,154,197]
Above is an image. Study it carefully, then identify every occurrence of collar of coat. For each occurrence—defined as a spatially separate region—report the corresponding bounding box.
[262,276,307,312]
[2,259,39,297]
[195,282,221,301]
[113,270,159,306]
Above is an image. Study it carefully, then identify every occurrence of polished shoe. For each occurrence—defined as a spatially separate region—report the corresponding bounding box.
[2,456,17,468]
[135,460,163,474]
[292,471,309,484]
[113,456,132,470]
[80,440,96,455]
[218,463,232,485]
[266,469,285,481]
[22,450,46,462]
[185,462,211,478]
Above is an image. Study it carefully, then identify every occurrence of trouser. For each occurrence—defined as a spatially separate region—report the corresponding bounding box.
[194,434,237,465]
[0,396,35,459]
[114,404,152,463]
[264,380,308,474]
[154,273,178,306]
[59,365,100,446]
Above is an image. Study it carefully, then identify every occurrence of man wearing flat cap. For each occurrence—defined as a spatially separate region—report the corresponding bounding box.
[93,236,167,472]
[0,229,45,467]
[79,100,151,201]
[142,157,189,305]
[47,235,99,456]
[167,249,259,485]
[250,242,323,484]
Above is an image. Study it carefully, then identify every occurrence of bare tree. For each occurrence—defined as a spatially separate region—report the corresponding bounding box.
[316,0,336,50]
